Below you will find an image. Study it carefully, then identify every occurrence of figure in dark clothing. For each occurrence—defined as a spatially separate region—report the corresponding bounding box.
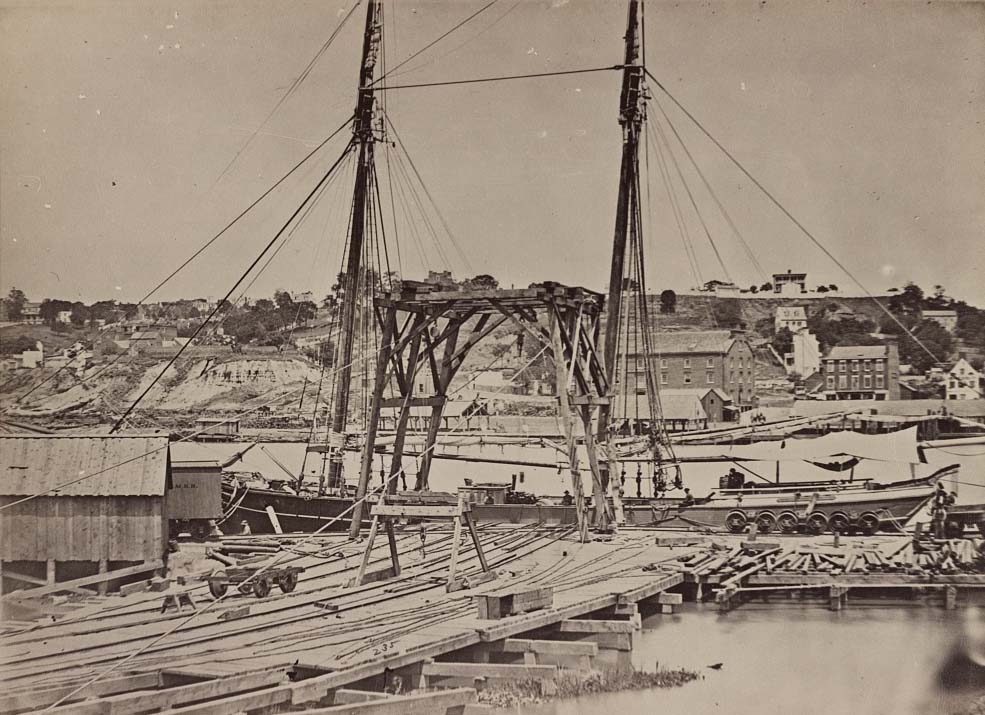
[635,468,643,498]
[681,488,695,507]
[561,490,574,506]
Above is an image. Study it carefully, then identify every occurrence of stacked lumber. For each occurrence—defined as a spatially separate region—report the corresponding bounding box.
[657,537,985,580]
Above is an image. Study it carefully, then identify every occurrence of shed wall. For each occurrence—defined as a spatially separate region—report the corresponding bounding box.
[0,496,167,562]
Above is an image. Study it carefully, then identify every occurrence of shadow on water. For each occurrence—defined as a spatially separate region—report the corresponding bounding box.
[516,601,985,715]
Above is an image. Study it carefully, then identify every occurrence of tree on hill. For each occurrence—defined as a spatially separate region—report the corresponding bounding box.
[881,317,954,372]
[712,299,742,329]
[771,327,794,356]
[70,302,88,326]
[464,274,499,290]
[659,289,677,314]
[759,282,772,293]
[888,282,924,315]
[4,288,26,321]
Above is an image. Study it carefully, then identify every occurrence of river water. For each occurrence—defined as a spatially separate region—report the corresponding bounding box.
[517,602,985,715]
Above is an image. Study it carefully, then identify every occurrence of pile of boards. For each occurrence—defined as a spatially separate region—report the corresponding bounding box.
[657,537,985,582]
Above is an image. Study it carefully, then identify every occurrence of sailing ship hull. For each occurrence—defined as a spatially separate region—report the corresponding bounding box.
[472,465,958,534]
[222,483,366,534]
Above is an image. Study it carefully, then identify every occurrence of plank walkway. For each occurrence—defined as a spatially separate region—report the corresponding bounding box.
[0,526,689,715]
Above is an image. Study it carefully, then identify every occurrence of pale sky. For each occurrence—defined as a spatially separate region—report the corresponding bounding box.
[1,0,983,306]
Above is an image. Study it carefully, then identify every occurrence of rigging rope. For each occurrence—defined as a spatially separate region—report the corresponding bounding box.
[374,0,501,83]
[210,1,362,186]
[374,65,623,91]
[651,97,768,284]
[110,139,358,432]
[645,68,968,386]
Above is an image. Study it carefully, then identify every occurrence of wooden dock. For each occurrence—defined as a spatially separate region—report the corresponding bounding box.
[0,524,690,715]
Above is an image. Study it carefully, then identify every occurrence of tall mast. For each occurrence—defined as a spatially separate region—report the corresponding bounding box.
[328,0,383,489]
[597,1,645,472]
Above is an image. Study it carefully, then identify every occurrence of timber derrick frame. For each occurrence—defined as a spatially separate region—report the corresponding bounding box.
[348,281,613,540]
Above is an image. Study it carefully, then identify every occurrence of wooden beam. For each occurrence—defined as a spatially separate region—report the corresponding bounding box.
[559,619,635,634]
[0,673,160,714]
[303,688,476,715]
[333,690,393,704]
[423,662,556,680]
[500,639,598,656]
[48,669,288,715]
[2,570,46,586]
[1,560,164,602]
[380,396,446,409]
[370,504,462,518]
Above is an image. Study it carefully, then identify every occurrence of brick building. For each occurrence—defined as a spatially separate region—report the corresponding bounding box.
[621,330,756,418]
[820,343,900,400]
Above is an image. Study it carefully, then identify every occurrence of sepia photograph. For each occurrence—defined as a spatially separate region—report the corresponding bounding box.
[1,1,984,713]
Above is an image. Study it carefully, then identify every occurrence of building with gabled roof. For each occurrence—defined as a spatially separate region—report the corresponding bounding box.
[820,343,900,400]
[947,358,982,401]
[621,330,756,418]
[0,434,171,592]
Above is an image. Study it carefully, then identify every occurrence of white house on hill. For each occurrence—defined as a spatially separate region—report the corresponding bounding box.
[947,358,982,400]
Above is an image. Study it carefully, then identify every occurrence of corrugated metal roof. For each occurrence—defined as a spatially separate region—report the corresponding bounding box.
[0,435,170,497]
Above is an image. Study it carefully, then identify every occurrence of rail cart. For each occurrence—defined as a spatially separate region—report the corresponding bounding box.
[207,565,304,599]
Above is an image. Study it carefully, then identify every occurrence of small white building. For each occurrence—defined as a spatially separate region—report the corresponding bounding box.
[783,329,821,378]
[775,306,807,333]
[947,358,982,401]
[19,342,44,369]
[923,309,958,333]
[56,310,73,324]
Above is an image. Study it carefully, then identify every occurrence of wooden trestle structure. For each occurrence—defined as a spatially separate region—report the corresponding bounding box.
[349,281,614,541]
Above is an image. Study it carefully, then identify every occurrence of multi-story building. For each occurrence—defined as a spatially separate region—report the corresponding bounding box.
[774,306,807,333]
[820,343,900,400]
[773,270,807,295]
[621,330,757,416]
[947,358,982,400]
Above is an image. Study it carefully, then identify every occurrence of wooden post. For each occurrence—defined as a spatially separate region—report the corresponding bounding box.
[98,558,109,596]
[46,559,56,586]
[417,323,461,490]
[351,497,383,587]
[550,309,586,541]
[463,511,489,573]
[349,307,397,538]
[387,319,425,495]
[385,521,400,577]
[946,585,957,610]
[446,498,464,590]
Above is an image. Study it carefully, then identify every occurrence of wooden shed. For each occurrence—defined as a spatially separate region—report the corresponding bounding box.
[0,434,171,593]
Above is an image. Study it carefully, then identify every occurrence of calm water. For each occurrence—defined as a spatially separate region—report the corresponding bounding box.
[515,603,985,715]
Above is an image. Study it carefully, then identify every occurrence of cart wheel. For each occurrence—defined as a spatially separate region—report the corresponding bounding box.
[857,512,880,536]
[805,512,828,535]
[725,510,748,534]
[754,512,776,534]
[828,512,850,534]
[777,511,798,534]
[278,571,298,593]
[238,582,254,595]
[253,577,271,599]
[208,573,228,599]
[189,521,210,542]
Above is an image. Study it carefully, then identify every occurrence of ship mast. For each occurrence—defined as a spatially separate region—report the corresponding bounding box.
[597,0,645,518]
[327,0,383,490]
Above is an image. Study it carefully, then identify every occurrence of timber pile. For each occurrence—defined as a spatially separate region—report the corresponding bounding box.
[655,537,985,582]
